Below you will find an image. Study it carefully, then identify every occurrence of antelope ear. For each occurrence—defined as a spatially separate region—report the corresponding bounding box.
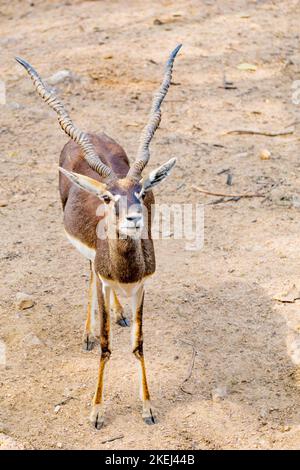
[59,167,113,200]
[140,158,176,196]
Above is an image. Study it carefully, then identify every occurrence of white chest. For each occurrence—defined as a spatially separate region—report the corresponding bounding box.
[64,230,96,261]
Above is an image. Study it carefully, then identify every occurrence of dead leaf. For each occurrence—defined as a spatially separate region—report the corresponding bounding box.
[15,292,35,310]
[125,122,141,127]
[273,284,300,303]
[237,63,257,71]
[9,151,18,158]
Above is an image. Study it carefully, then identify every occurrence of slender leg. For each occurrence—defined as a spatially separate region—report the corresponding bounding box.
[90,276,111,429]
[111,289,129,327]
[83,261,97,351]
[132,285,156,424]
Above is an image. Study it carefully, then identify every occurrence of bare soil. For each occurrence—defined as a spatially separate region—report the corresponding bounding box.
[1,0,300,450]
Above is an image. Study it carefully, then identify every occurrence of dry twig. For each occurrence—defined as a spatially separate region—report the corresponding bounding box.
[55,396,76,407]
[222,128,294,137]
[192,185,264,198]
[179,340,197,395]
[208,196,241,205]
[101,434,124,444]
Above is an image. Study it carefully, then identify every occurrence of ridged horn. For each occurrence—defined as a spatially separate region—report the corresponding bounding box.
[15,57,116,181]
[127,44,182,181]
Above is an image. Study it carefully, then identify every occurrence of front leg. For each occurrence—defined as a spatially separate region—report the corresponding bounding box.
[132,285,156,424]
[90,276,111,429]
[83,261,97,351]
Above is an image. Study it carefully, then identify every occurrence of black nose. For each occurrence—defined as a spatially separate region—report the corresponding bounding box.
[126,214,142,224]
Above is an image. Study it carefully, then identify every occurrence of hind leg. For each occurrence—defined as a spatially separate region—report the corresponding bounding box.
[111,290,129,327]
[83,261,97,350]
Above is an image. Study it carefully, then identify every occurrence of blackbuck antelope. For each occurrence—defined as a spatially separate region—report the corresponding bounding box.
[16,44,181,429]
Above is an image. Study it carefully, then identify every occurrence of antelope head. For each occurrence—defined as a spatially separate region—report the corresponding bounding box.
[16,45,181,240]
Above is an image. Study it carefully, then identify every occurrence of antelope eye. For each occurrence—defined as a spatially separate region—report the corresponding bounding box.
[102,195,111,204]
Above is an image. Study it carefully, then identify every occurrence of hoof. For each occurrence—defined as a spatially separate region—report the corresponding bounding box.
[117,317,130,327]
[83,333,96,351]
[142,405,156,425]
[94,414,104,430]
[90,405,104,430]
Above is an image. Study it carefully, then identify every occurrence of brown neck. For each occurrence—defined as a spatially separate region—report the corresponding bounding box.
[108,236,145,282]
[110,236,142,254]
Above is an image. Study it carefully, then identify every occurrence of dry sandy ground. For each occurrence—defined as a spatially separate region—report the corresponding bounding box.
[1,0,300,450]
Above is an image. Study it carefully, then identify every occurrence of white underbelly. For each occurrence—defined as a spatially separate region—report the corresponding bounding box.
[64,230,96,261]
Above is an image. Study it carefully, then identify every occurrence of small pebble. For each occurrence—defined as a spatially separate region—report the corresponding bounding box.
[45,70,78,86]
[22,332,42,347]
[211,385,228,401]
[259,149,271,160]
